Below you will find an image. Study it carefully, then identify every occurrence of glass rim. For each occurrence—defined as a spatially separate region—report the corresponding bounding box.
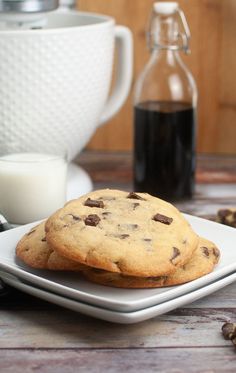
[0,151,68,164]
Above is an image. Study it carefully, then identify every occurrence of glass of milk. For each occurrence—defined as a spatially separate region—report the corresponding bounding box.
[0,150,68,225]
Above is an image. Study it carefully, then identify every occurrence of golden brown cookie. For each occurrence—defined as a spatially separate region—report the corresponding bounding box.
[82,237,220,288]
[45,189,199,277]
[16,221,85,271]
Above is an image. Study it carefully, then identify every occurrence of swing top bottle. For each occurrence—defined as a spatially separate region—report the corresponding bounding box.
[133,2,197,201]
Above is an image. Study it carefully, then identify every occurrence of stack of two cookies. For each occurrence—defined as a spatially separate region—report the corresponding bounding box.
[16,189,220,288]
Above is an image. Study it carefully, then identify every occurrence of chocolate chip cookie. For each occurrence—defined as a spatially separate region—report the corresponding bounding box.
[16,221,85,271]
[82,237,220,288]
[45,189,199,277]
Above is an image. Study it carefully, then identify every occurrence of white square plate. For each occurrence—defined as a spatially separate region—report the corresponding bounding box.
[1,270,235,324]
[0,214,236,312]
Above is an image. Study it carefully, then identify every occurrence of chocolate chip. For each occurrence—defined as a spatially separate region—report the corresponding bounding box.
[218,209,231,223]
[119,234,130,239]
[133,202,140,210]
[102,212,111,216]
[41,237,47,242]
[84,198,104,208]
[222,322,236,340]
[213,247,220,258]
[102,211,112,220]
[201,246,210,257]
[84,214,101,227]
[152,213,173,225]
[127,192,146,200]
[171,247,180,262]
[143,238,152,242]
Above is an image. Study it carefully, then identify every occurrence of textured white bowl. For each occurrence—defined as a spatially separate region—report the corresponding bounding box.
[0,11,133,160]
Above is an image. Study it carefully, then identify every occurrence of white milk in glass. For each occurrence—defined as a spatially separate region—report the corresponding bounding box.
[0,153,67,224]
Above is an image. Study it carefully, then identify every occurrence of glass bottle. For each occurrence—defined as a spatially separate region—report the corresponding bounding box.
[133,2,197,201]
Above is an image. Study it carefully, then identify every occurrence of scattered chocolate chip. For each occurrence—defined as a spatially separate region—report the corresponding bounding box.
[152,213,173,225]
[143,238,152,242]
[213,247,220,258]
[201,246,210,257]
[41,237,47,242]
[222,322,236,340]
[171,247,180,262]
[218,209,231,223]
[84,198,104,208]
[101,211,111,220]
[84,214,101,227]
[132,202,140,210]
[119,234,130,239]
[127,192,146,200]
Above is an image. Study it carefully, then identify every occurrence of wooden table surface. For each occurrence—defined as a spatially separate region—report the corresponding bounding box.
[1,151,236,372]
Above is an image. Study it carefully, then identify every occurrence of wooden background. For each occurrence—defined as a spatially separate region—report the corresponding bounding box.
[77,0,236,154]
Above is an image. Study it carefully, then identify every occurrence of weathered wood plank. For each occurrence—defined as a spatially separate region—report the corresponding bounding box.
[0,306,234,348]
[0,348,235,373]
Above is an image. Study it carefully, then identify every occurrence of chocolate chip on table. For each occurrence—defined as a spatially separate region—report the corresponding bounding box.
[171,247,180,262]
[84,214,101,227]
[222,322,236,340]
[201,246,210,257]
[222,323,236,348]
[218,209,231,223]
[152,213,173,225]
[84,198,104,208]
[127,192,146,200]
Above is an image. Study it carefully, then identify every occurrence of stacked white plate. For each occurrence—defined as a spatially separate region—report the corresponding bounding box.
[0,214,235,324]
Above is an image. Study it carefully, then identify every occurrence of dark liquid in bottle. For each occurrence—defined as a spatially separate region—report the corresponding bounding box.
[134,101,196,201]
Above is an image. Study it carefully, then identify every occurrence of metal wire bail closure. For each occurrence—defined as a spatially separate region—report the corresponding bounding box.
[147,3,191,54]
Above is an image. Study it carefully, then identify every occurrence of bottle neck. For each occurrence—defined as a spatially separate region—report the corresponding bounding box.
[148,9,190,54]
[149,48,182,67]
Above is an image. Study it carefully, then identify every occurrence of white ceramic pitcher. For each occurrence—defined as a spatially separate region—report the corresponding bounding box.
[0,10,133,160]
